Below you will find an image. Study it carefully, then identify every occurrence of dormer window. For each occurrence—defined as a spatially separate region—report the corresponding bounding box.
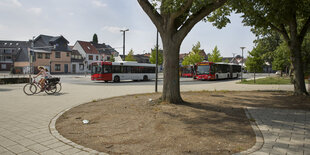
[87,46,90,50]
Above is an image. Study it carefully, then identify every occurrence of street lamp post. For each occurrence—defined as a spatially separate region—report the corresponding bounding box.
[155,31,159,92]
[240,47,246,81]
[120,29,129,61]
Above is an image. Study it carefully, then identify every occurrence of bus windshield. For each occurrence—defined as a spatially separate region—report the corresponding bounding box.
[197,65,210,75]
[182,66,192,73]
[91,64,102,74]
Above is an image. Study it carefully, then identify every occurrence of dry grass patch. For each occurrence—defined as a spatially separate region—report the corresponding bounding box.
[56,91,310,155]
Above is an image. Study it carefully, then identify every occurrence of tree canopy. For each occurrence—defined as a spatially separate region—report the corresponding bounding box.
[208,46,223,62]
[149,46,163,65]
[182,41,204,66]
[125,49,136,61]
[92,33,98,44]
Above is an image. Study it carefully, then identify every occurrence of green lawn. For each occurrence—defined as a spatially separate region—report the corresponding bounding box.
[238,76,310,85]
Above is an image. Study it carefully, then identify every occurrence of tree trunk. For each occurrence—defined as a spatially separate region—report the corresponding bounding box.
[161,34,183,104]
[254,71,256,83]
[289,40,308,95]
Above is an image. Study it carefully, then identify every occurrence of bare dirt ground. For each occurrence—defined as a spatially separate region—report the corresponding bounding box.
[56,91,310,155]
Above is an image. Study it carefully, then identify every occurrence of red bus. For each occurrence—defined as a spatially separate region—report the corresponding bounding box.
[91,61,156,82]
[194,62,241,80]
[181,65,194,77]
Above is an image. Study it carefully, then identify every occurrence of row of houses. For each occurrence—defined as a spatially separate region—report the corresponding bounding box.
[0,34,120,74]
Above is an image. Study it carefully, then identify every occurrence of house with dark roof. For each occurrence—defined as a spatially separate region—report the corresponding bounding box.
[91,42,119,62]
[0,40,30,72]
[72,41,100,72]
[32,35,72,73]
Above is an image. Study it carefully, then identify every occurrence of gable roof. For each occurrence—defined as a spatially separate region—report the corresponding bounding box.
[34,35,69,46]
[90,41,118,55]
[77,41,99,54]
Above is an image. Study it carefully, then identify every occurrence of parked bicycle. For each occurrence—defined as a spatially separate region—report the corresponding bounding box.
[23,77,61,95]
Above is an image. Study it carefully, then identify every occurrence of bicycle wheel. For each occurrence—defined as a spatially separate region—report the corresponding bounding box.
[45,84,57,95]
[56,83,62,93]
[23,83,37,95]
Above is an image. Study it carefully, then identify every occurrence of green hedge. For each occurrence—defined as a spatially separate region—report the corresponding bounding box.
[0,78,30,84]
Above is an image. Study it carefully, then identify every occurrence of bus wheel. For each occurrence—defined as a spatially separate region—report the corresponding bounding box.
[114,76,120,82]
[104,80,108,83]
[143,75,148,81]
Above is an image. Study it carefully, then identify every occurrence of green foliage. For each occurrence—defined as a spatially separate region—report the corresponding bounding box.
[231,0,310,37]
[125,49,136,61]
[208,46,223,62]
[92,34,98,44]
[150,46,163,65]
[272,43,290,72]
[245,48,264,73]
[182,42,204,66]
[110,55,115,62]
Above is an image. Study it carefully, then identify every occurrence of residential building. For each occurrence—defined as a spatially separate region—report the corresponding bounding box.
[0,41,30,72]
[91,42,119,62]
[32,35,72,74]
[72,41,100,72]
[71,50,85,74]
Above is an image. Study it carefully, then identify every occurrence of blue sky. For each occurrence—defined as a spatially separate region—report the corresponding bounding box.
[0,0,256,57]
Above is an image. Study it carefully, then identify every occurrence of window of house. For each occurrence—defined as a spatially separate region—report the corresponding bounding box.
[88,55,93,60]
[67,52,70,57]
[1,64,6,69]
[38,53,43,59]
[45,54,50,59]
[55,52,61,58]
[55,64,61,71]
[6,56,12,60]
[96,56,98,60]
[79,64,84,70]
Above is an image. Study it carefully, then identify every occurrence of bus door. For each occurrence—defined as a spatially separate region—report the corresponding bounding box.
[102,64,112,81]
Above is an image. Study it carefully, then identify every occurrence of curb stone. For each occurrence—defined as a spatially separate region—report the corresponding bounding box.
[49,107,109,155]
[233,107,264,155]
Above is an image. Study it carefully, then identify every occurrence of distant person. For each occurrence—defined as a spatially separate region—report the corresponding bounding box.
[34,66,47,91]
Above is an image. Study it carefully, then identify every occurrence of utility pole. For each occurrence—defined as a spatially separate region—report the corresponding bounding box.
[120,29,129,61]
[155,31,159,92]
[240,47,246,81]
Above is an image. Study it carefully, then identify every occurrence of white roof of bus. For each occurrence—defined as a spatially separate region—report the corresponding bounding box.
[112,61,156,67]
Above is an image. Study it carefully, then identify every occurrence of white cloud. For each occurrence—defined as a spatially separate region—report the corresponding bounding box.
[92,0,107,7]
[0,0,22,8]
[27,7,42,15]
[101,26,126,33]
[68,12,75,16]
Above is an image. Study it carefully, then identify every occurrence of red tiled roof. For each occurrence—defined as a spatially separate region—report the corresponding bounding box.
[77,41,99,54]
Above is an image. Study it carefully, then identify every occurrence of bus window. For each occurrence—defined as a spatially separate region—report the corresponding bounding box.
[197,65,210,75]
[103,65,112,73]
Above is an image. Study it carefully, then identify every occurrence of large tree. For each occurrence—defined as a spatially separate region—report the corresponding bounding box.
[231,0,310,95]
[138,0,228,103]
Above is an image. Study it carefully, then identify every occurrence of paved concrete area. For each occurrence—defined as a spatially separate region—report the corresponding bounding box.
[0,75,307,154]
[247,108,310,155]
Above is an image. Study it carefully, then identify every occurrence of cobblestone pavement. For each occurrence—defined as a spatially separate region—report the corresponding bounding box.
[0,76,306,154]
[247,108,310,155]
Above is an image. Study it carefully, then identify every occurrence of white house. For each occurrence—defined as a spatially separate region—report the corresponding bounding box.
[72,41,100,73]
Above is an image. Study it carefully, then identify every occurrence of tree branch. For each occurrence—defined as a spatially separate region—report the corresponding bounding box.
[176,0,227,40]
[137,0,163,32]
[171,0,194,20]
[299,16,310,41]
